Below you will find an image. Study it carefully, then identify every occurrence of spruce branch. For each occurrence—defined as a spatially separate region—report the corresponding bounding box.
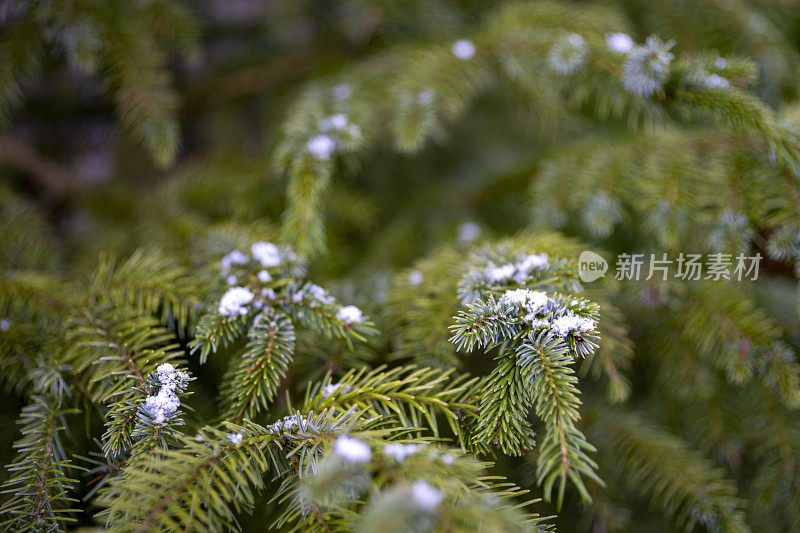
[98,410,373,531]
[303,365,482,447]
[472,350,537,456]
[518,333,602,505]
[88,250,203,332]
[220,310,297,421]
[449,296,522,353]
[0,398,79,532]
[590,408,749,532]
[301,431,550,532]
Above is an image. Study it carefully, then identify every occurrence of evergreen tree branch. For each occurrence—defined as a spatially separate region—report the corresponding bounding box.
[589,407,750,532]
[0,397,79,532]
[220,310,297,421]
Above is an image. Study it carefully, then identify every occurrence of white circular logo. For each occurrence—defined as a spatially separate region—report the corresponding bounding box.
[578,251,608,282]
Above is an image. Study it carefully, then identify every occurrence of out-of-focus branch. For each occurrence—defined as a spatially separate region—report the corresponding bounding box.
[182,46,322,111]
[181,12,384,112]
[0,133,76,200]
